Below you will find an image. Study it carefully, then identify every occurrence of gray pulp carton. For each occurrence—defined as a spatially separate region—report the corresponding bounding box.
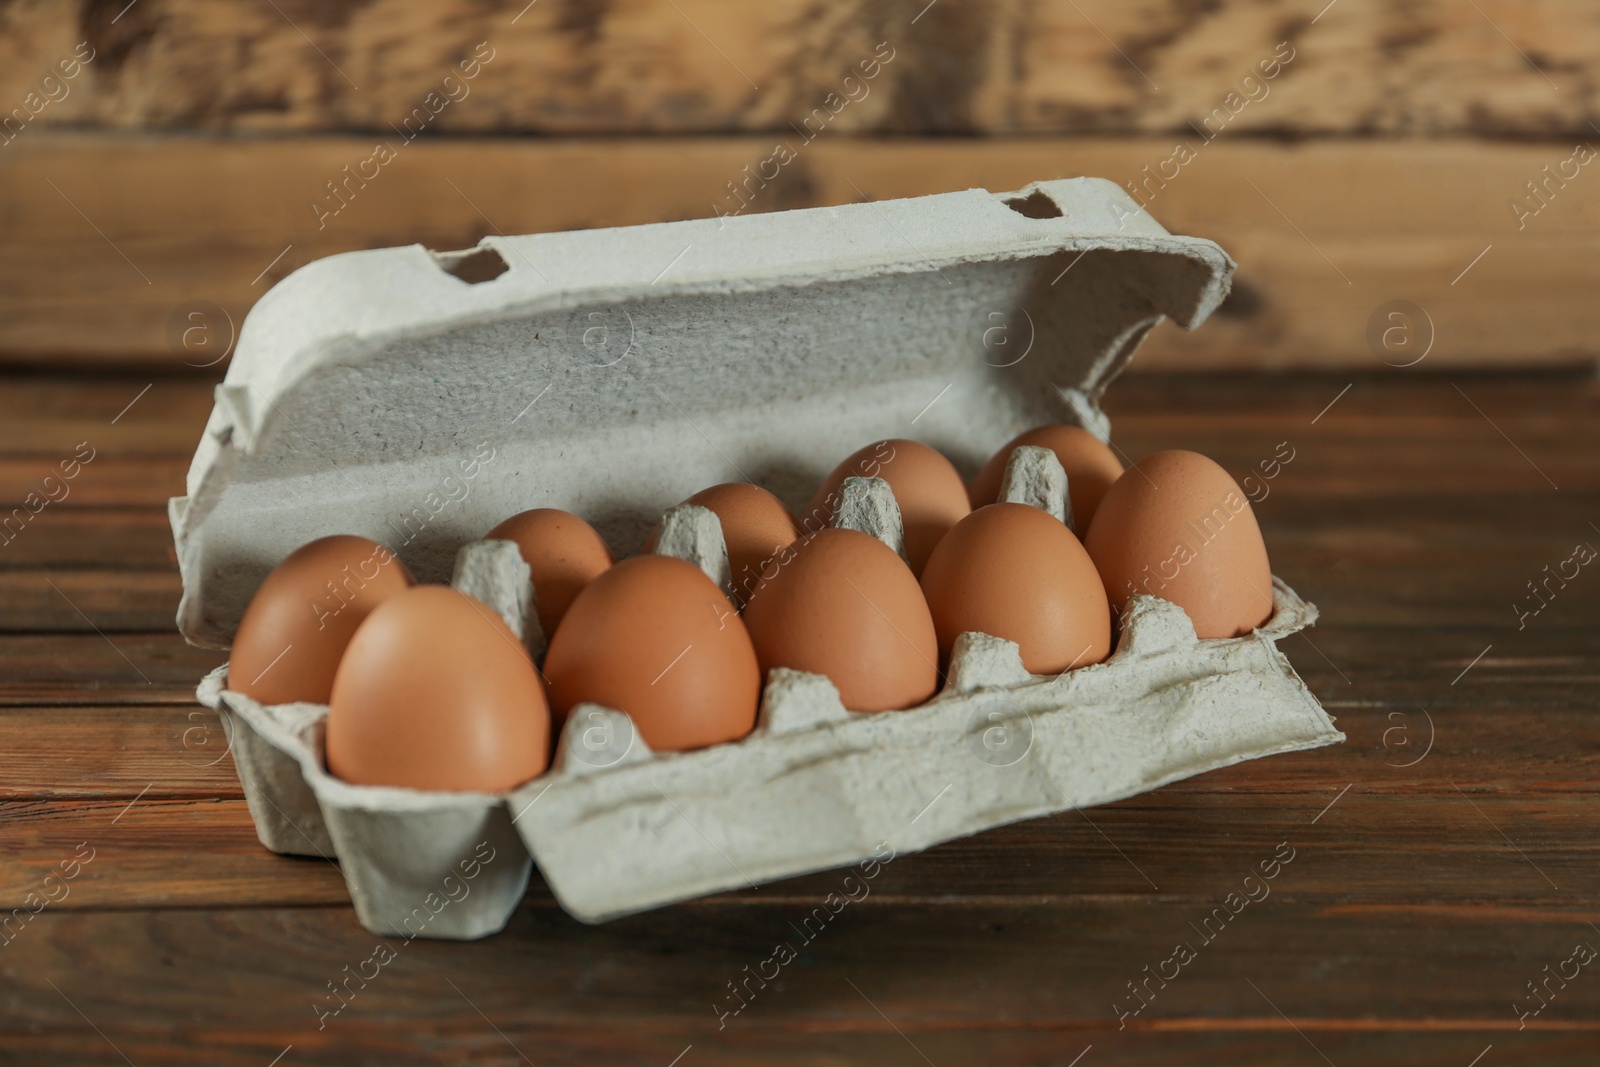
[175,178,1342,938]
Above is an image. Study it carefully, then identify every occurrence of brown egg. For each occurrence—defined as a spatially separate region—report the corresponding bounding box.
[543,555,760,751]
[643,483,802,604]
[486,508,613,636]
[326,585,550,792]
[968,424,1125,530]
[228,535,414,705]
[920,503,1111,674]
[805,439,970,576]
[1084,450,1275,639]
[743,528,939,712]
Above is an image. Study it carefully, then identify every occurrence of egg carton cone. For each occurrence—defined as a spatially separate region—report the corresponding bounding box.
[176,177,1342,936]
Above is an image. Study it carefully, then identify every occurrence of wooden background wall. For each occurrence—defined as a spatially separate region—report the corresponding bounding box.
[2,0,1598,371]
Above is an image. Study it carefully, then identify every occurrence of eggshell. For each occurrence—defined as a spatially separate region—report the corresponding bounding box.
[743,527,940,712]
[806,439,970,576]
[485,508,613,636]
[645,483,801,603]
[543,555,760,751]
[920,503,1111,674]
[326,585,550,792]
[968,425,1124,529]
[228,535,414,705]
[1084,449,1275,639]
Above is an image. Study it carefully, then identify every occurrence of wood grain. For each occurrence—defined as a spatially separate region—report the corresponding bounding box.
[2,785,1596,911]
[5,684,1599,803]
[0,1031,1594,1067]
[0,373,211,447]
[3,1,1596,137]
[0,704,239,799]
[2,640,1596,911]
[0,633,223,705]
[0,508,174,568]
[5,135,1599,369]
[4,903,1600,1067]
[1,0,1597,1055]
[0,457,189,506]
[0,368,1594,1064]
[0,569,181,632]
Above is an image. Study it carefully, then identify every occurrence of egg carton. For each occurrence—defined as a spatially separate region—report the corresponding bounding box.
[198,454,1333,938]
[174,177,1343,937]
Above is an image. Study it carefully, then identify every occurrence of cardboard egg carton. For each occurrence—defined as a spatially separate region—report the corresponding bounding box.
[176,178,1342,938]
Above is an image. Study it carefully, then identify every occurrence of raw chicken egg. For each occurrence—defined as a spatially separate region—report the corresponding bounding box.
[743,527,939,712]
[543,555,760,751]
[920,503,1111,673]
[228,535,414,705]
[326,585,550,792]
[968,424,1124,530]
[806,439,970,576]
[485,508,613,636]
[1084,449,1274,639]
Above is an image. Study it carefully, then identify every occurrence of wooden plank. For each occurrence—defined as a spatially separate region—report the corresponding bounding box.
[6,655,1593,790]
[1111,374,1600,496]
[0,705,240,800]
[0,374,204,510]
[0,1030,1592,1067]
[0,633,223,705]
[1267,559,1600,629]
[0,456,188,506]
[6,677,1599,804]
[3,1,1596,137]
[3,682,1598,910]
[0,508,174,568]
[0,797,349,909]
[0,568,180,633]
[1275,625,1600,711]
[4,647,1599,800]
[3,786,1596,911]
[3,904,1598,1045]
[0,373,212,452]
[3,136,1600,369]
[7,371,1596,488]
[1257,493,1600,567]
[1105,369,1600,417]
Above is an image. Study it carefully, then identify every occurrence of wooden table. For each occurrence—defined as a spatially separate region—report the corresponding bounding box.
[3,367,1596,1065]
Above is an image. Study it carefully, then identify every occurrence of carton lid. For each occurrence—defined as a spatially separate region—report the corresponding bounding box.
[171,178,1234,647]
